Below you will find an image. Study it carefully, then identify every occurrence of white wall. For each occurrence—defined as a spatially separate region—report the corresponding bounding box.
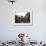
[0,0,46,41]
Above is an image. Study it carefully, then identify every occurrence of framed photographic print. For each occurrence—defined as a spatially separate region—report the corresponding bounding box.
[14,10,32,26]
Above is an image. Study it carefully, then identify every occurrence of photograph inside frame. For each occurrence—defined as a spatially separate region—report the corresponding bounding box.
[14,10,32,26]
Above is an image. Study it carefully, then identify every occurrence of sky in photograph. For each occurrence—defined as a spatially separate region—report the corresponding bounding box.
[16,12,26,17]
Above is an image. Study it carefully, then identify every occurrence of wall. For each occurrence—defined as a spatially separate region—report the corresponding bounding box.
[0,0,46,42]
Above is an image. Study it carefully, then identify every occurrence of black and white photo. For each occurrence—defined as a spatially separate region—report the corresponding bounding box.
[14,11,32,26]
